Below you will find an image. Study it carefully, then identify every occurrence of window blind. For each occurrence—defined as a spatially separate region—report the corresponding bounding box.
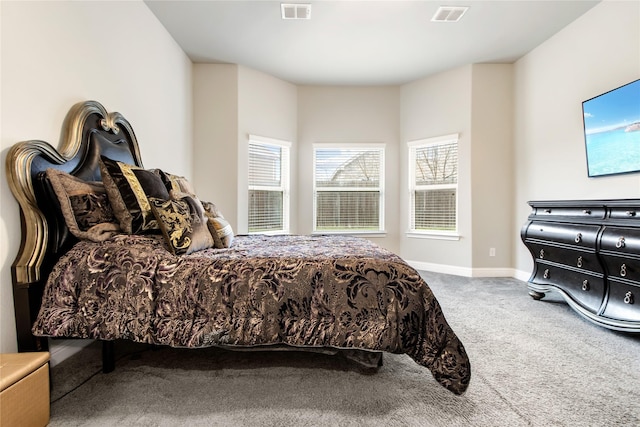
[409,135,458,233]
[314,146,384,232]
[248,137,290,233]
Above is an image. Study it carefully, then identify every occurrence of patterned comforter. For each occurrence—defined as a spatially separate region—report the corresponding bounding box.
[33,234,470,394]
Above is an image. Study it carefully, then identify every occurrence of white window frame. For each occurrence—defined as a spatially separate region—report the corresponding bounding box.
[248,134,291,235]
[407,134,460,240]
[313,143,385,235]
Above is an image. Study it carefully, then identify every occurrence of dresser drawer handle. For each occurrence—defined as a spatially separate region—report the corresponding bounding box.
[582,280,590,291]
[544,209,552,214]
[543,269,550,279]
[575,233,582,243]
[583,209,591,215]
[627,211,636,217]
[539,249,545,259]
[620,264,627,277]
[616,237,626,249]
[577,256,583,268]
[624,291,634,305]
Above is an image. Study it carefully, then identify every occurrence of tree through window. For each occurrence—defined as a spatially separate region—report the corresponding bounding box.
[409,134,458,233]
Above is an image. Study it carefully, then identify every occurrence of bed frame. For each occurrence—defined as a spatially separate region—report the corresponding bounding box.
[6,100,383,373]
[6,101,143,368]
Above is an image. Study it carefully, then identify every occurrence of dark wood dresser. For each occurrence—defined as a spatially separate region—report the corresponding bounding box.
[521,199,640,332]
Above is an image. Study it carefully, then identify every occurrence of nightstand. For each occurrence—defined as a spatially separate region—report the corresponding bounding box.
[0,352,50,427]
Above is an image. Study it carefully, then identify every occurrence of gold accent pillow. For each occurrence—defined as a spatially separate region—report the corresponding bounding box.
[149,195,214,255]
[46,168,121,241]
[99,156,170,234]
[202,201,234,248]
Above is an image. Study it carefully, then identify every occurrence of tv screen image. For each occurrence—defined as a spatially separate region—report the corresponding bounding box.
[582,79,640,177]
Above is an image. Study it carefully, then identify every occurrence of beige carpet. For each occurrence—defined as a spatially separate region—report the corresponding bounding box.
[48,272,640,426]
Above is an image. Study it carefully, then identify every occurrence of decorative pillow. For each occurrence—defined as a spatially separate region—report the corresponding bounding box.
[202,201,234,248]
[149,195,214,255]
[45,168,121,241]
[159,170,197,197]
[99,156,170,234]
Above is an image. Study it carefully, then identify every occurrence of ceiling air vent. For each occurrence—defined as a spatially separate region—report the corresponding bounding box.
[281,3,311,20]
[431,6,469,22]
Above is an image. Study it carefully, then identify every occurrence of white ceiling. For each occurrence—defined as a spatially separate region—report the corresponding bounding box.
[144,0,600,86]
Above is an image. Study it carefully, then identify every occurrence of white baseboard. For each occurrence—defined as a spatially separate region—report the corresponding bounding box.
[406,260,473,277]
[469,267,520,278]
[49,339,94,367]
[513,269,533,282]
[407,260,526,280]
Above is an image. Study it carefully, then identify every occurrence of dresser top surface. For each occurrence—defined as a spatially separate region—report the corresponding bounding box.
[528,199,640,208]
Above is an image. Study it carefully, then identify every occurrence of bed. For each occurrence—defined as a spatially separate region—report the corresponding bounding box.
[6,100,471,395]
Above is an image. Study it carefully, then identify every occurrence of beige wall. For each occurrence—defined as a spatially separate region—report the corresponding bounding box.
[0,0,193,354]
[193,65,297,234]
[193,64,240,229]
[196,68,512,273]
[237,66,298,234]
[297,86,401,252]
[399,64,514,276]
[470,64,514,273]
[400,66,474,272]
[513,0,640,278]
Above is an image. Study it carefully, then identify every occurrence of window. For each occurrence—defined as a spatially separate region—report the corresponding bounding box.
[314,145,384,233]
[408,134,458,236]
[248,135,290,234]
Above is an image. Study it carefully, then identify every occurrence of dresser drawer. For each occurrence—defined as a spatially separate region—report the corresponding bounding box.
[527,242,602,274]
[602,279,640,322]
[531,206,606,219]
[600,226,640,255]
[532,263,605,313]
[526,222,600,249]
[609,206,640,221]
[600,254,640,283]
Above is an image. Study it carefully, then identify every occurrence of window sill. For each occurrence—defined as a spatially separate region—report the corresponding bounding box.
[313,230,387,238]
[249,230,289,236]
[406,231,460,241]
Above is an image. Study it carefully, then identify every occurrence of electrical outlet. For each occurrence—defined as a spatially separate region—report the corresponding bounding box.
[489,248,496,257]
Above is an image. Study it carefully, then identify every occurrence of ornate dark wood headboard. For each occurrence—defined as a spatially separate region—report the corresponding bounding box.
[6,100,144,352]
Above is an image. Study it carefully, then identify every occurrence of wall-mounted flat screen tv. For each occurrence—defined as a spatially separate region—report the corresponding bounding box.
[582,79,640,177]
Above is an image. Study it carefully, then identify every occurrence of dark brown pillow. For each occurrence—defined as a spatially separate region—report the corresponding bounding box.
[158,170,197,197]
[46,168,121,241]
[99,156,170,234]
[149,195,214,255]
